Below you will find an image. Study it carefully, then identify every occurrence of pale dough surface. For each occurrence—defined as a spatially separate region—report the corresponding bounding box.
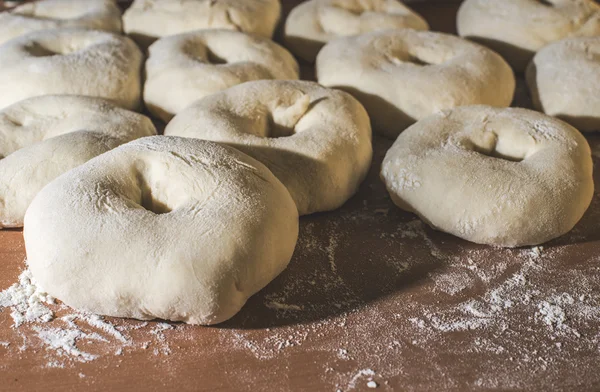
[526,36,600,132]
[165,80,373,215]
[0,95,156,228]
[0,28,143,110]
[123,0,281,48]
[0,0,122,45]
[284,0,428,62]
[381,106,594,247]
[25,136,299,325]
[144,29,299,123]
[457,0,600,72]
[316,29,515,138]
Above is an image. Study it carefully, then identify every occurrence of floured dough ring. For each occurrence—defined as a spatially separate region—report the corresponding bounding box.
[144,29,299,123]
[0,95,156,228]
[526,37,600,132]
[0,28,143,110]
[165,80,373,215]
[457,0,600,72]
[316,29,515,138]
[381,106,594,247]
[24,136,299,325]
[123,0,281,48]
[285,0,428,62]
[0,0,122,45]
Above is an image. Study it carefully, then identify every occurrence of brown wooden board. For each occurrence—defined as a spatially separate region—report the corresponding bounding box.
[1,1,600,392]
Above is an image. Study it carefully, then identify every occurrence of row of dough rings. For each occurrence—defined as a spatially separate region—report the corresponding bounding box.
[24,136,299,325]
[123,0,282,48]
[0,0,284,50]
[457,0,600,72]
[284,0,428,63]
[0,95,157,228]
[316,29,515,138]
[0,28,143,110]
[165,80,373,216]
[526,36,600,133]
[0,0,122,45]
[2,0,589,323]
[145,29,300,123]
[381,106,594,247]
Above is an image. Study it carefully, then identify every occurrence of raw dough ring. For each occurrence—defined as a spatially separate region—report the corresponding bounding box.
[144,29,299,123]
[457,0,600,72]
[0,95,157,228]
[526,37,600,132]
[165,80,373,215]
[284,0,428,63]
[123,0,281,48]
[381,106,594,247]
[0,0,122,45]
[25,136,299,325]
[316,29,515,138]
[0,28,143,110]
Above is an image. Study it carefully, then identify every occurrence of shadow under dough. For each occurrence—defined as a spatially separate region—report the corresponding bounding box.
[219,136,448,329]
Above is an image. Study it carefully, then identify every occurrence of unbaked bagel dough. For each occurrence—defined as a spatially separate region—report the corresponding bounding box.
[123,0,281,48]
[284,0,428,63]
[457,0,600,72]
[0,28,143,110]
[144,29,299,123]
[0,0,122,45]
[0,95,156,228]
[316,29,515,138]
[381,106,594,247]
[24,136,299,325]
[165,80,373,215]
[526,36,600,132]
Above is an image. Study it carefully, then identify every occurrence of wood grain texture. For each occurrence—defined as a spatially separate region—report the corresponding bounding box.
[1,1,600,392]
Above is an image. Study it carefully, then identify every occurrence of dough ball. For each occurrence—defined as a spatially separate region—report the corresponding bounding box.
[457,0,600,72]
[25,136,299,325]
[165,80,373,215]
[316,29,514,138]
[0,95,156,228]
[0,28,143,110]
[0,0,122,45]
[284,0,428,63]
[526,36,600,132]
[123,0,281,48]
[144,29,299,123]
[381,106,594,247]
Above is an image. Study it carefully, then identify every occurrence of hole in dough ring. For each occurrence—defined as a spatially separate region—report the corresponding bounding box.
[123,0,282,49]
[381,106,594,248]
[316,29,515,138]
[0,28,143,110]
[144,29,300,123]
[165,80,373,215]
[284,0,429,63]
[24,136,299,326]
[457,0,600,72]
[0,95,157,228]
[526,36,600,132]
[0,0,122,45]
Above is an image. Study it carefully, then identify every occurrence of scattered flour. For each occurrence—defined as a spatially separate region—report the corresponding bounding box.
[34,326,98,362]
[347,368,376,389]
[214,200,600,391]
[0,270,54,327]
[0,269,175,367]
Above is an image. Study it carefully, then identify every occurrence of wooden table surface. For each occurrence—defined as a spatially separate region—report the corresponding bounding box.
[2,1,600,392]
